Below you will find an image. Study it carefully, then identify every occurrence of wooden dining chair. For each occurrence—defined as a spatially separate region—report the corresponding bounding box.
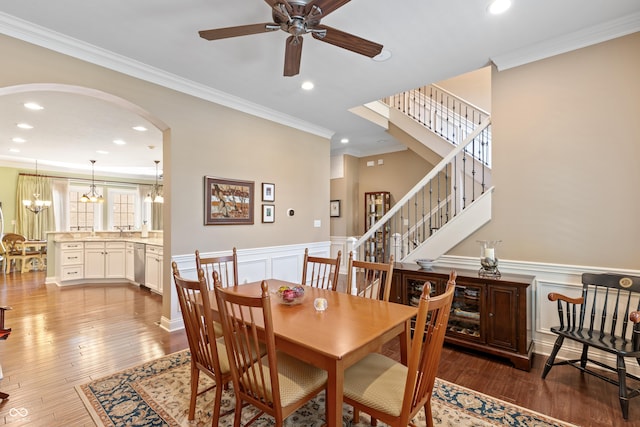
[343,270,457,427]
[215,281,328,427]
[195,247,238,290]
[346,251,395,301]
[301,248,341,291]
[171,261,232,426]
[1,233,37,274]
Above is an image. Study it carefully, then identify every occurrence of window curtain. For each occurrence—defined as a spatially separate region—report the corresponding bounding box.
[15,174,55,240]
[51,179,69,232]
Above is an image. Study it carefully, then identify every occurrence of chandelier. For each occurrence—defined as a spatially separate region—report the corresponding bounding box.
[144,160,164,203]
[80,160,104,203]
[22,160,52,214]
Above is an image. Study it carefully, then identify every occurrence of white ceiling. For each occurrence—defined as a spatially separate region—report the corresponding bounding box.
[0,1,638,178]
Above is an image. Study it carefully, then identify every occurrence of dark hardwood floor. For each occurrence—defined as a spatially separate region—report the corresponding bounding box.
[0,270,636,426]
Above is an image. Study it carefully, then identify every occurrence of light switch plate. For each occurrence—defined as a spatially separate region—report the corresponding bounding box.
[313,220,321,228]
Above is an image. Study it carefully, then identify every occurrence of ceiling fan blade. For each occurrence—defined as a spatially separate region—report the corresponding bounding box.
[199,23,278,41]
[311,0,351,17]
[283,35,303,77]
[312,24,382,57]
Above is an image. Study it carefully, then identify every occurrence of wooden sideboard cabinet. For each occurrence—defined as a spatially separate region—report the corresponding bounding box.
[392,264,534,371]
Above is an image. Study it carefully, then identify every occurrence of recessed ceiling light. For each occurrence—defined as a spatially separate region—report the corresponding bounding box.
[17,123,33,129]
[133,126,147,132]
[488,0,511,15]
[340,138,349,144]
[301,81,314,90]
[9,148,20,153]
[24,102,44,110]
[113,139,126,145]
[12,137,26,143]
[96,150,109,155]
[372,49,392,62]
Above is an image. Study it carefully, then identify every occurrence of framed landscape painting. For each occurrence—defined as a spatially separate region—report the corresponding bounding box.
[204,176,254,225]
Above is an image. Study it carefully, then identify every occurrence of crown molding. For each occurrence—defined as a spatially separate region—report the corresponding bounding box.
[0,12,334,140]
[491,11,640,71]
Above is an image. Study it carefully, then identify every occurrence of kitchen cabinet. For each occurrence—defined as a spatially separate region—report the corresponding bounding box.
[84,241,126,279]
[364,191,391,262]
[144,244,163,294]
[125,242,135,281]
[392,264,534,371]
[56,242,84,282]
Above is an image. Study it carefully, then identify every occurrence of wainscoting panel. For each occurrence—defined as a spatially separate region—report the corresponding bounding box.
[171,241,331,285]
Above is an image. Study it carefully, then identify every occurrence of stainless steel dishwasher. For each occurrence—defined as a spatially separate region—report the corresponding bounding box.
[134,243,145,286]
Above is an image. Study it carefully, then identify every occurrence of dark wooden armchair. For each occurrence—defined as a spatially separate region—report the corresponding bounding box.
[541,273,640,420]
[0,305,12,400]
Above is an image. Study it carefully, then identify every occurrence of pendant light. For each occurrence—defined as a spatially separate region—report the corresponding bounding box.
[145,160,164,203]
[80,160,104,203]
[22,160,52,214]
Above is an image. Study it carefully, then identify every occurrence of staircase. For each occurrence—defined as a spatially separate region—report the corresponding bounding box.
[350,84,493,263]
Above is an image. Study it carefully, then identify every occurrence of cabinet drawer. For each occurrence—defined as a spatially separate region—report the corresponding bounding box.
[146,245,163,256]
[61,242,84,250]
[106,241,125,249]
[61,250,84,266]
[84,241,105,249]
[61,265,84,280]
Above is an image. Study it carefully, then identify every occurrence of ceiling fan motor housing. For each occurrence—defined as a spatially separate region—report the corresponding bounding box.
[273,1,322,37]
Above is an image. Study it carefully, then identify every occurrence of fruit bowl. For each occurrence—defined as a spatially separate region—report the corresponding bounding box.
[275,285,305,305]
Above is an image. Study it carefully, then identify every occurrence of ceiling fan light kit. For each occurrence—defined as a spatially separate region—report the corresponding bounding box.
[198,0,383,76]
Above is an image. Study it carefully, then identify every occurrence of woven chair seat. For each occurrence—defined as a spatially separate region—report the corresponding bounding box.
[344,352,407,417]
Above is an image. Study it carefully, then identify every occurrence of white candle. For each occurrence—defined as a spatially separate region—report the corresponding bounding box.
[485,248,495,259]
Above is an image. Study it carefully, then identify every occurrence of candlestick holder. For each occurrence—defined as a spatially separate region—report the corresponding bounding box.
[478,240,501,278]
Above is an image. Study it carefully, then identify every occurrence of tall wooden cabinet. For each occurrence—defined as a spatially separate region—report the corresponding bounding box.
[392,264,534,370]
[364,191,390,262]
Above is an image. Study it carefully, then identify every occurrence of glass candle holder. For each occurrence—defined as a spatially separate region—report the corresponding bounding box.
[477,240,501,278]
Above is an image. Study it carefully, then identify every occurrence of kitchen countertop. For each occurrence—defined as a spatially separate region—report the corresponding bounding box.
[49,232,163,247]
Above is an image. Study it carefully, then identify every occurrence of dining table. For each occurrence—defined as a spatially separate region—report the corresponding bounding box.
[207,279,418,427]
[14,240,47,273]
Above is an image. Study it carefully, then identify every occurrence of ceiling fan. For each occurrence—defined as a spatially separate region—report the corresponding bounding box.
[198,0,383,77]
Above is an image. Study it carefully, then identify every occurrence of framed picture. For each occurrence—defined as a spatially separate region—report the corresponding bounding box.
[262,183,275,202]
[204,176,254,225]
[330,200,341,217]
[262,204,275,223]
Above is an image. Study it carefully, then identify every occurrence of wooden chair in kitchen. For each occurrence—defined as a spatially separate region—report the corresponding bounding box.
[171,261,233,426]
[301,248,341,291]
[1,233,38,274]
[195,247,238,290]
[346,251,395,301]
[214,281,328,426]
[343,271,456,427]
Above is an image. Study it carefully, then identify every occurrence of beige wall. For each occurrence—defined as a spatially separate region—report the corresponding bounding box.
[449,32,640,269]
[0,34,330,262]
[331,150,432,236]
[436,66,492,112]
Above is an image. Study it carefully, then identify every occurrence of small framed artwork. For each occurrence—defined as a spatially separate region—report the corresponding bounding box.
[262,183,275,202]
[330,200,341,217]
[262,204,275,223]
[204,176,254,225]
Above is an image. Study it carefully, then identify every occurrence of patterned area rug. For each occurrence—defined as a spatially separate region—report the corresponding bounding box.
[76,350,577,427]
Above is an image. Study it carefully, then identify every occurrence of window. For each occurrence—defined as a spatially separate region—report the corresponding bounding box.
[68,185,102,231]
[108,189,139,230]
